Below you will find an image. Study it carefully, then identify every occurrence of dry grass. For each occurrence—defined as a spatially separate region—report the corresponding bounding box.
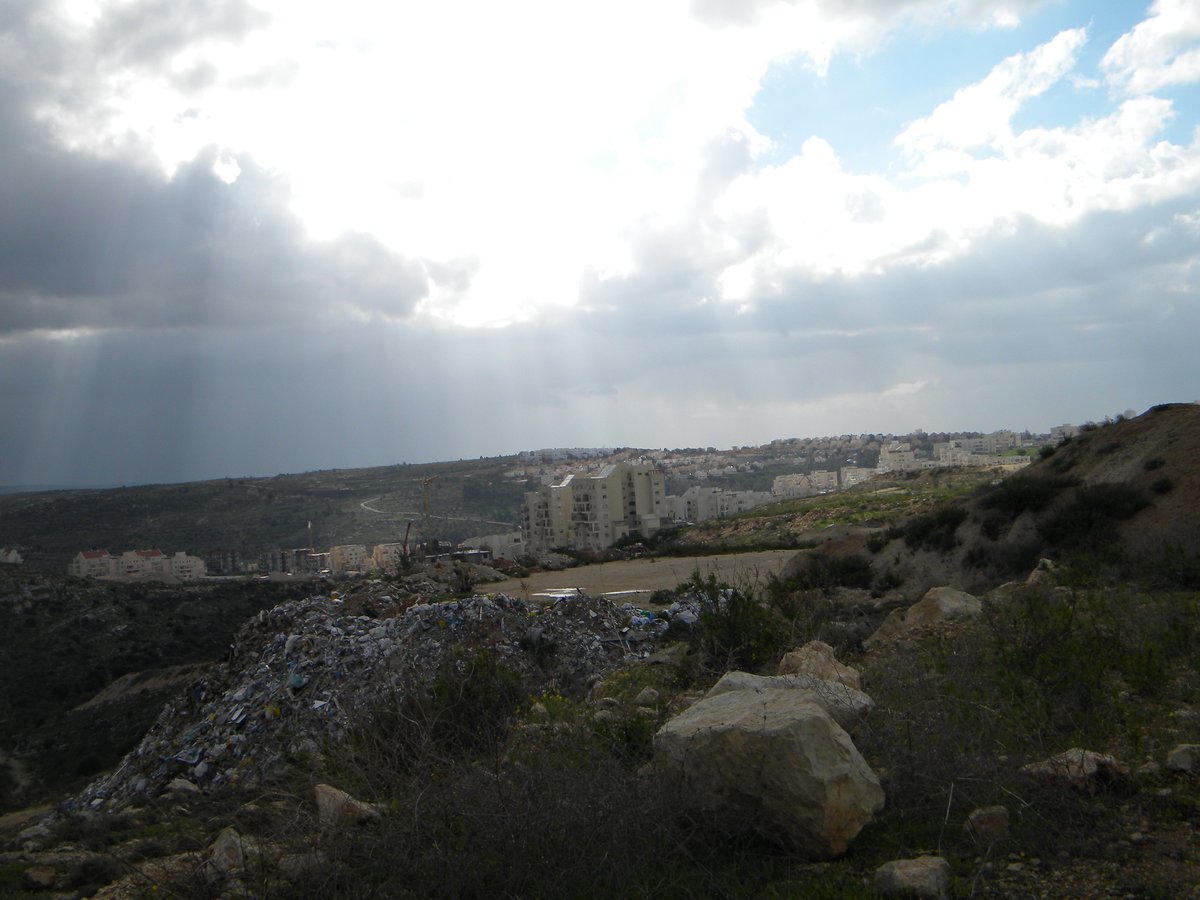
[482,549,799,602]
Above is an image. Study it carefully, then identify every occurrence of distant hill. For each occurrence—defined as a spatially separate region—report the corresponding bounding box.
[0,457,533,569]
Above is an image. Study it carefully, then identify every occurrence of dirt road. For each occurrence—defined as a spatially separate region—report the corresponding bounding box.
[483,549,800,604]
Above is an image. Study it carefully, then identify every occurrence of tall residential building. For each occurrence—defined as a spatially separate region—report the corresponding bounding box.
[523,462,665,553]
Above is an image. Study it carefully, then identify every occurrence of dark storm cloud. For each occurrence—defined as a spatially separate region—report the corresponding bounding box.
[0,99,428,334]
[90,0,271,70]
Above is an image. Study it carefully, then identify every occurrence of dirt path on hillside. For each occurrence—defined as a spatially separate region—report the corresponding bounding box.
[483,549,800,604]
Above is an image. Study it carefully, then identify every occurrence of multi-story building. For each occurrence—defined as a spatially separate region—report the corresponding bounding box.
[371,542,407,571]
[460,531,524,561]
[68,548,206,579]
[523,462,665,554]
[259,548,321,574]
[839,467,875,488]
[68,549,114,578]
[329,544,369,573]
[205,548,242,576]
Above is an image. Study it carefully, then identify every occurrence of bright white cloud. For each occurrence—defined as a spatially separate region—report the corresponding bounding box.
[1102,0,1200,95]
[896,28,1087,160]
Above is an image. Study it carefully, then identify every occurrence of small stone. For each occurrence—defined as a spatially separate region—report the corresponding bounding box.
[163,777,202,796]
[874,856,950,898]
[16,823,51,852]
[964,805,1010,841]
[1166,744,1200,773]
[315,783,381,828]
[633,687,660,706]
[209,825,246,875]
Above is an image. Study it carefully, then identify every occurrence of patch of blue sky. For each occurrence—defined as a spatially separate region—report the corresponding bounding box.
[1010,3,1197,147]
[747,2,1175,174]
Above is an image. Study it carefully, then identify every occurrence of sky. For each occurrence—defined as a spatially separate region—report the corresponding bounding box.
[1,0,1199,486]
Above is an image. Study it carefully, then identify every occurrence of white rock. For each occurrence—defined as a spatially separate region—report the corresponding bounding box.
[874,856,950,898]
[654,688,884,858]
[777,640,861,690]
[1166,744,1200,772]
[704,670,874,731]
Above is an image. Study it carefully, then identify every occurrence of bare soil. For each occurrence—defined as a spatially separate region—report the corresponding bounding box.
[484,549,800,603]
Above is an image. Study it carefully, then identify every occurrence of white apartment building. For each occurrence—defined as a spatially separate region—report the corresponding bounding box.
[876,442,918,473]
[329,544,369,573]
[664,486,774,523]
[68,548,207,580]
[523,462,665,554]
[840,467,875,488]
[461,531,524,560]
[371,542,406,571]
[69,549,114,578]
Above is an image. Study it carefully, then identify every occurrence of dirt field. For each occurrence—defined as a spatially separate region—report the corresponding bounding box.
[483,549,800,605]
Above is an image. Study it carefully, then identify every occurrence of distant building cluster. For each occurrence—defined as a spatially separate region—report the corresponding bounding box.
[68,548,207,580]
[57,428,1065,574]
[664,486,774,523]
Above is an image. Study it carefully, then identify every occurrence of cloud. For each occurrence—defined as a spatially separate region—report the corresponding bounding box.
[90,0,270,70]
[896,28,1087,159]
[1102,0,1200,95]
[0,110,429,335]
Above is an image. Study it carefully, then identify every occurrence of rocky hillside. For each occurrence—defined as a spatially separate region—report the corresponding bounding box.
[0,455,529,570]
[0,574,317,811]
[852,403,1200,599]
[1,406,1197,897]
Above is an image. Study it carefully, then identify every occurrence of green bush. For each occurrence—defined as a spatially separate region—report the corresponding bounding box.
[780,554,873,593]
[1150,477,1173,495]
[689,572,788,673]
[1143,457,1166,471]
[979,474,1077,517]
[901,505,968,552]
[1039,483,1148,550]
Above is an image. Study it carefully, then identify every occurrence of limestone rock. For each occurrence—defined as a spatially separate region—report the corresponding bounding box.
[1025,558,1058,586]
[964,805,1010,841]
[704,670,874,731]
[315,783,381,828]
[1166,743,1200,772]
[16,823,51,852]
[654,688,884,858]
[1019,748,1129,790]
[874,856,950,898]
[777,640,862,690]
[866,587,981,647]
[22,867,56,890]
[162,777,201,797]
[209,826,247,876]
[634,687,660,707]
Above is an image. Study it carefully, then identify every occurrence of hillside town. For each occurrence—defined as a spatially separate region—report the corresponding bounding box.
[49,424,1070,581]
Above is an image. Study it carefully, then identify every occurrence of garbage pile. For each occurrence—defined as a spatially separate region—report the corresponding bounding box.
[71,591,694,812]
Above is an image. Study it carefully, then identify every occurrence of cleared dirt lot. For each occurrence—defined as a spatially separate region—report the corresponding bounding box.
[483,549,800,604]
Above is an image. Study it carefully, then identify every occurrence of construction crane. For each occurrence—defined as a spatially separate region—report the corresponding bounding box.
[420,475,439,557]
[401,521,414,560]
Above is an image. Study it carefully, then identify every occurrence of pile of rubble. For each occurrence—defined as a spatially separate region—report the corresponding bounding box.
[71,591,692,812]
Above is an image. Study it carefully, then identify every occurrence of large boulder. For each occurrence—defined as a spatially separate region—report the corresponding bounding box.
[654,688,884,858]
[704,670,874,731]
[867,587,981,647]
[777,640,862,690]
